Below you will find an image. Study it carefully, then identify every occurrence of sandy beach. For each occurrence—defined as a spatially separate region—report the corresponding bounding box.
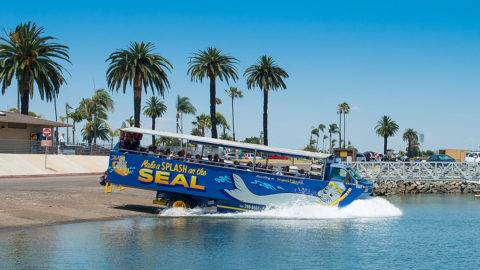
[0,175,160,230]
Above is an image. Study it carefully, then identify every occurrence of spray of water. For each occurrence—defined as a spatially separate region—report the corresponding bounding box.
[159,197,402,219]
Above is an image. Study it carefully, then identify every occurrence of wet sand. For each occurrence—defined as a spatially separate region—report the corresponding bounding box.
[0,175,160,230]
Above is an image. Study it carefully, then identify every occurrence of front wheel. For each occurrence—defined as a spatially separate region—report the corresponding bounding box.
[168,196,194,209]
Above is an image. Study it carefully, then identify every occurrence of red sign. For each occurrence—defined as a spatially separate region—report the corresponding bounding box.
[43,128,51,137]
[41,140,52,147]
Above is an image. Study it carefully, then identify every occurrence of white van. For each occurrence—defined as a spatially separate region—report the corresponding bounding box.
[465,152,480,163]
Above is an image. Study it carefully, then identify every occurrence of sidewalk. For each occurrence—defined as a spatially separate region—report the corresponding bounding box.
[0,154,109,177]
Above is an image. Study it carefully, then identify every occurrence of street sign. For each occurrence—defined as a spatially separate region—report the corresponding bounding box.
[43,128,52,137]
[41,140,52,147]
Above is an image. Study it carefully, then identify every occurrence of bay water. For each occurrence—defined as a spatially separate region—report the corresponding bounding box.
[1,195,479,269]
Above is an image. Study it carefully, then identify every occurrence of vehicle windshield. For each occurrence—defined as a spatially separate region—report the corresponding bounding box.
[346,167,364,182]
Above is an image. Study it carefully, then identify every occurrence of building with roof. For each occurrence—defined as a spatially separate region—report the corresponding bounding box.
[0,110,72,153]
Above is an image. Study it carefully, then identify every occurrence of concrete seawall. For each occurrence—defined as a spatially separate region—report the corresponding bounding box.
[373,180,478,196]
[0,154,109,177]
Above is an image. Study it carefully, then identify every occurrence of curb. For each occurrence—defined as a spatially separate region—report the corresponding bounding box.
[0,172,104,179]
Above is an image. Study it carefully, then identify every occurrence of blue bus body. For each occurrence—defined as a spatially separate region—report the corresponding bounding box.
[106,151,373,212]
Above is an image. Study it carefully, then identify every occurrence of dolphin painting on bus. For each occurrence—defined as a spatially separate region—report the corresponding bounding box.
[105,127,373,212]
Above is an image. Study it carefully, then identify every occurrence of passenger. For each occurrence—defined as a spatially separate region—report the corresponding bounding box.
[123,135,135,151]
[165,149,172,159]
[246,161,253,171]
[267,164,274,172]
[207,155,213,164]
[213,154,220,164]
[194,154,201,163]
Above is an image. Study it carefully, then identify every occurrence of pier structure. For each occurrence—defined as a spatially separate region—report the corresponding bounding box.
[344,162,480,183]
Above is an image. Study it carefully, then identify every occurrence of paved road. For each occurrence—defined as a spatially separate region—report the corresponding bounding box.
[0,175,160,230]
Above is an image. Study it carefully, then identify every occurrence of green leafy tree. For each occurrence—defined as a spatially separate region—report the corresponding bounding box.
[243,137,260,144]
[225,86,243,141]
[245,55,288,146]
[0,22,70,115]
[303,144,318,152]
[402,128,418,157]
[375,115,399,155]
[192,113,211,137]
[143,96,167,143]
[188,47,239,139]
[190,128,202,137]
[106,41,172,128]
[328,124,339,152]
[176,95,196,134]
[82,121,111,144]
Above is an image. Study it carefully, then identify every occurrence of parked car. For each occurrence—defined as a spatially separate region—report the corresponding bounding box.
[244,153,263,160]
[465,152,480,163]
[356,153,367,162]
[426,154,455,162]
[363,151,376,161]
[223,153,237,160]
[268,154,289,160]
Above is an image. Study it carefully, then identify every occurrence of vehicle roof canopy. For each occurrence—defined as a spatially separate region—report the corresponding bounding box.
[121,127,331,159]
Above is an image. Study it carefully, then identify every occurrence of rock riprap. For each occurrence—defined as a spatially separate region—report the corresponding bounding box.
[372,180,478,196]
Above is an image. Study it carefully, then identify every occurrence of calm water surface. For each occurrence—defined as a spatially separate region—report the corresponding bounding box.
[1,195,479,270]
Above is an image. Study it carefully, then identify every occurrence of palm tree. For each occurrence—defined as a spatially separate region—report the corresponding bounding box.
[123,116,135,127]
[340,102,350,148]
[318,124,326,151]
[375,115,399,155]
[64,103,72,143]
[0,22,70,115]
[328,124,339,152]
[69,107,85,144]
[310,127,319,147]
[192,114,211,137]
[245,55,288,146]
[403,128,418,157]
[106,41,172,128]
[215,112,230,137]
[82,121,112,144]
[188,47,239,139]
[225,86,243,141]
[143,96,167,143]
[336,104,343,148]
[83,89,114,145]
[176,95,196,134]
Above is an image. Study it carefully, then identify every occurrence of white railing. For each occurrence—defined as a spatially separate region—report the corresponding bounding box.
[343,162,480,182]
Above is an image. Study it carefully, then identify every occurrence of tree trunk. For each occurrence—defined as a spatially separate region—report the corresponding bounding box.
[384,136,388,155]
[338,113,342,149]
[263,88,269,146]
[329,133,332,153]
[316,136,319,150]
[209,75,218,138]
[231,96,236,141]
[93,104,97,146]
[408,140,412,157]
[343,113,346,148]
[176,111,179,133]
[181,113,183,134]
[20,71,31,115]
[152,117,156,145]
[133,76,142,128]
[72,122,76,144]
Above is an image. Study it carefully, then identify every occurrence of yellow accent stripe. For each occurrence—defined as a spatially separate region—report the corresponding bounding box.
[330,182,344,193]
[329,188,352,206]
[217,205,254,212]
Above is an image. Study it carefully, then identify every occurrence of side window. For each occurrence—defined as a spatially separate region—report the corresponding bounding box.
[331,167,353,184]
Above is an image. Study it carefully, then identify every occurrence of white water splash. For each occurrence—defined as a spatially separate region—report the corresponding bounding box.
[159,197,402,219]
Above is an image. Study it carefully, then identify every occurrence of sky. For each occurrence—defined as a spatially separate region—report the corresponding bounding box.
[1,0,479,152]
